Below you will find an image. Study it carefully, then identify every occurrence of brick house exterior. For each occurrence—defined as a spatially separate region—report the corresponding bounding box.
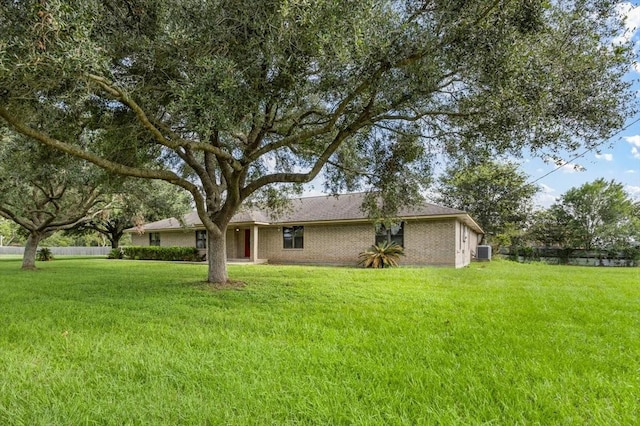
[128,193,483,267]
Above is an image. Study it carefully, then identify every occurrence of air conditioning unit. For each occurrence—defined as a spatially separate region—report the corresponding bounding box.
[477,245,492,261]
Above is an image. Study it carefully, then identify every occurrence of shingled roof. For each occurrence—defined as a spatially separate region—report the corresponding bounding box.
[272,192,465,222]
[133,193,483,233]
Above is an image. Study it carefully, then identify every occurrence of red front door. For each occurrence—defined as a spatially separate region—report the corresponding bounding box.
[244,229,251,258]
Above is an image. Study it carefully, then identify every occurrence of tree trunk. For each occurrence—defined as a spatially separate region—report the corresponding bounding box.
[110,231,123,249]
[207,224,228,283]
[21,233,42,270]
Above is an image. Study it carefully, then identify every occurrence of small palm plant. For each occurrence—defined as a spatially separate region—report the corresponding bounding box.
[36,247,54,262]
[358,241,404,268]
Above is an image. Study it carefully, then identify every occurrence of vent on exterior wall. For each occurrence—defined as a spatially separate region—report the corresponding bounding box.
[477,245,492,261]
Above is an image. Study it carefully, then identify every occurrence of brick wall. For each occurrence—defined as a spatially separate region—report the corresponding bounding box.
[131,230,196,248]
[404,220,457,266]
[133,228,243,259]
[259,219,463,267]
[130,233,146,246]
[130,218,475,267]
[258,223,372,265]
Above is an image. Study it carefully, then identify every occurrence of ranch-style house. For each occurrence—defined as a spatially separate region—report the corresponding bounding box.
[127,193,484,267]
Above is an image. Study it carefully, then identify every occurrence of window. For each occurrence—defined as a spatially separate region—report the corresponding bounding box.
[196,230,207,249]
[283,226,304,249]
[149,232,161,246]
[375,222,404,247]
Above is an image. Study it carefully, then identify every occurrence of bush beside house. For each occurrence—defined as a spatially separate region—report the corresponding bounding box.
[122,246,203,262]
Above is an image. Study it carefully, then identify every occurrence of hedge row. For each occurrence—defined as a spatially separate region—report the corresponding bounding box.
[121,246,204,262]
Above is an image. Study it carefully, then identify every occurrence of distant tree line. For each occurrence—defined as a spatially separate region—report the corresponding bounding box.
[0,130,191,269]
[521,179,640,264]
[436,161,640,265]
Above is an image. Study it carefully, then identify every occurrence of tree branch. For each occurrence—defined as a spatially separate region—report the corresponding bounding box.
[85,74,244,172]
[245,66,387,163]
[0,206,36,231]
[0,105,219,235]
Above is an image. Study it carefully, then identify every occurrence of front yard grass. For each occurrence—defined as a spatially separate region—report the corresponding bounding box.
[0,258,638,424]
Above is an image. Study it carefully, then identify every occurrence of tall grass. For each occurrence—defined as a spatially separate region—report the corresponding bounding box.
[0,258,638,424]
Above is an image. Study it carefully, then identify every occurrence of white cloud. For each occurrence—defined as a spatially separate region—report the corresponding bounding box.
[614,3,640,45]
[540,183,555,194]
[626,169,637,174]
[626,185,640,198]
[534,192,559,209]
[625,135,640,147]
[560,162,585,173]
[633,147,640,160]
[533,184,557,208]
[595,153,614,161]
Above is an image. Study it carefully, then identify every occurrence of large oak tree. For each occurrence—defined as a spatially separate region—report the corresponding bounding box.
[0,0,635,282]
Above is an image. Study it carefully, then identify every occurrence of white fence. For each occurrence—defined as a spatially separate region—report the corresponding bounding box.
[0,246,111,256]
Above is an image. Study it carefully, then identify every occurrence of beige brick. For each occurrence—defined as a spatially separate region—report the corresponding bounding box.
[131,218,478,268]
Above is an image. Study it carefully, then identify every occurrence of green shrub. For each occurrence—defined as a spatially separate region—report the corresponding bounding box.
[107,248,124,259]
[122,246,203,262]
[36,247,54,261]
[621,247,640,267]
[519,246,540,262]
[507,246,519,262]
[358,241,404,268]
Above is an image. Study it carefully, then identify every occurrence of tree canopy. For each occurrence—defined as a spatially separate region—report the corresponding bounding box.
[545,179,640,251]
[0,130,110,269]
[0,218,21,247]
[0,0,635,282]
[76,179,193,249]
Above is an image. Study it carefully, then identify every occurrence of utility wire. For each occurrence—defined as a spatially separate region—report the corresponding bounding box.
[528,114,640,185]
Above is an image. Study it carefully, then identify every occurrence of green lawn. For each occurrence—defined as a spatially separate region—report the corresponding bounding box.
[0,258,638,425]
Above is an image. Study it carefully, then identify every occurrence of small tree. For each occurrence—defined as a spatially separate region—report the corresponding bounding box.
[526,208,574,248]
[0,218,21,246]
[73,180,192,249]
[435,160,538,246]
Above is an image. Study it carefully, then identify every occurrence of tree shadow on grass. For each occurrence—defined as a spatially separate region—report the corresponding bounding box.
[192,280,247,292]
